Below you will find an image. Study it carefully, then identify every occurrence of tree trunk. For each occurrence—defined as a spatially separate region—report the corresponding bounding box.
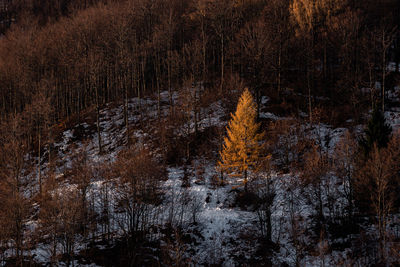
[155,53,161,118]
[266,208,272,242]
[220,35,224,94]
[382,31,386,112]
[277,40,282,102]
[95,87,102,154]
[38,128,42,194]
[124,81,129,145]
[202,19,207,85]
[244,169,248,192]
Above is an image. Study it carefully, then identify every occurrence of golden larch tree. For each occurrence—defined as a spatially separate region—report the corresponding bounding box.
[219,88,266,191]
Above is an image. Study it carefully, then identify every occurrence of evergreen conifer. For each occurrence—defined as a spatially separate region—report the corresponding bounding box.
[360,108,392,156]
[218,89,266,191]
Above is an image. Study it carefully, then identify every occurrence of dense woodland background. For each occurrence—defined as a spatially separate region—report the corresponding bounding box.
[1,0,400,266]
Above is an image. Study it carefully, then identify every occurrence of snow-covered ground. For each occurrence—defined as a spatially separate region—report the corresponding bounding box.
[164,165,259,266]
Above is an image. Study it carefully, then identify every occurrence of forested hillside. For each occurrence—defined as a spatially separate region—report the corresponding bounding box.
[1,0,400,266]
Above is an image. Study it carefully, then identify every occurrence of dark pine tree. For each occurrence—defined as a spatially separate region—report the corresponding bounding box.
[359,108,392,156]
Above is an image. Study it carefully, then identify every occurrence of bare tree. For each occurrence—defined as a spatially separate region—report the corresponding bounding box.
[111,146,166,265]
[333,131,356,222]
[253,157,274,242]
[355,140,399,263]
[24,87,53,194]
[0,114,32,265]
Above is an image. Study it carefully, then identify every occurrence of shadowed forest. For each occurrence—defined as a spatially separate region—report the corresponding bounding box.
[0,0,400,266]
